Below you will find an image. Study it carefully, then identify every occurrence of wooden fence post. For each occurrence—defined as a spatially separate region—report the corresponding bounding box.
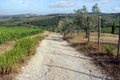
[87,17,90,44]
[117,17,120,59]
[98,16,101,49]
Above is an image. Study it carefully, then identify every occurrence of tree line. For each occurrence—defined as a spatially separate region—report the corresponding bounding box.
[58,3,120,59]
[59,3,119,36]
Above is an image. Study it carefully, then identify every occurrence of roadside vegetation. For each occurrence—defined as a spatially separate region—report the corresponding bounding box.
[58,3,120,79]
[0,35,43,79]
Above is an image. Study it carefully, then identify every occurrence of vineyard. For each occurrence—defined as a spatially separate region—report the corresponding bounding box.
[0,27,43,44]
[0,26,44,78]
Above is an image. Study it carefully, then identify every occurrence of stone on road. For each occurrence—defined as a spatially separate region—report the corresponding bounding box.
[15,34,107,80]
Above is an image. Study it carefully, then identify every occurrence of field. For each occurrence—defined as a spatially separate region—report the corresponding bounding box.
[0,27,43,44]
[64,32,120,79]
[101,27,119,34]
[0,26,46,79]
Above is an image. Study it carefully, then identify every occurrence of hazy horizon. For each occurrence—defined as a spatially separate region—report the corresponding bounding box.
[0,0,120,15]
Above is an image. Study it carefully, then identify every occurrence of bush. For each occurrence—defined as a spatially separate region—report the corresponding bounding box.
[103,45,116,55]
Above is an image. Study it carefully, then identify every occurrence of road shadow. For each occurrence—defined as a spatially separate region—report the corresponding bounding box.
[47,52,92,60]
[45,37,64,42]
[44,64,109,80]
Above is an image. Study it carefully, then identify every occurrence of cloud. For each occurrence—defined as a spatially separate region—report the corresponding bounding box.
[112,7,120,13]
[10,0,43,7]
[102,0,110,3]
[10,0,32,7]
[88,0,110,4]
[49,0,75,8]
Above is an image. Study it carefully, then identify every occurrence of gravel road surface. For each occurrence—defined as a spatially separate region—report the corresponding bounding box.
[15,34,108,80]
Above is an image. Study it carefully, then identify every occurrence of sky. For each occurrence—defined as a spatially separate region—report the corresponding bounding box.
[0,0,120,15]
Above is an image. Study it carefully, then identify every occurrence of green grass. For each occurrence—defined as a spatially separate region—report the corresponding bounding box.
[0,26,43,44]
[0,35,43,74]
[101,27,118,34]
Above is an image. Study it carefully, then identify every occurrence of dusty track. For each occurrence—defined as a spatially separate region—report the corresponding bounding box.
[15,34,108,80]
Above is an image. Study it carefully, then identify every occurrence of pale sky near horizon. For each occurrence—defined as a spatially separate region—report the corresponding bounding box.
[0,0,120,15]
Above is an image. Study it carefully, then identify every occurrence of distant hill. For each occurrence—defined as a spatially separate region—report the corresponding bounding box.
[0,14,38,19]
[0,12,119,19]
[46,13,73,16]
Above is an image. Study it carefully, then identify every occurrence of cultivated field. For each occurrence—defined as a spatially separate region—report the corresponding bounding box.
[0,27,43,44]
[0,26,45,80]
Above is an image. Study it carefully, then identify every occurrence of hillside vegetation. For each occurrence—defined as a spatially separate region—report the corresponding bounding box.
[0,16,60,29]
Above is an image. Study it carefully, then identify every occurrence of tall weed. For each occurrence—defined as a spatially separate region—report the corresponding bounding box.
[0,35,43,74]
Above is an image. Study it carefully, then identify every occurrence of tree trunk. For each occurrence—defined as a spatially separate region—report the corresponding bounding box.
[77,30,80,35]
[86,27,88,38]
[111,22,116,34]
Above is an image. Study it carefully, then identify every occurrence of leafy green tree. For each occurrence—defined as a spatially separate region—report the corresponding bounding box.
[92,3,100,14]
[91,3,101,31]
[82,5,88,14]
[61,18,74,36]
[74,5,88,35]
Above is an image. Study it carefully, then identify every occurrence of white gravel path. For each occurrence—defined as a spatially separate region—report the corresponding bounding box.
[15,34,108,80]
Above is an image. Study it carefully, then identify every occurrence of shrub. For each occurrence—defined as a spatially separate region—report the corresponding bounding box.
[103,45,116,55]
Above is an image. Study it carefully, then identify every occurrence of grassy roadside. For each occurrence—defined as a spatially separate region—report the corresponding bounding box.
[0,31,49,80]
[63,32,120,79]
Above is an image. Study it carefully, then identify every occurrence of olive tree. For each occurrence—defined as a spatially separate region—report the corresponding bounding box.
[74,5,88,36]
[61,18,74,36]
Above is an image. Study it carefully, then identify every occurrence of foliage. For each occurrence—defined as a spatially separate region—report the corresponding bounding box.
[0,35,43,74]
[61,18,74,35]
[103,45,116,55]
[74,5,88,30]
[26,17,60,27]
[0,27,43,44]
[92,3,100,14]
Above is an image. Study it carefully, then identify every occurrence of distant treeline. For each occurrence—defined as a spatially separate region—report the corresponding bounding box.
[18,17,60,27]
[0,16,62,29]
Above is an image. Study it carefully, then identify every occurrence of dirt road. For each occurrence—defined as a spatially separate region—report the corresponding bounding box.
[15,34,108,80]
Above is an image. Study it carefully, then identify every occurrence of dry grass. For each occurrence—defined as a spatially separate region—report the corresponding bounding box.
[64,32,120,79]
[67,32,118,44]
[0,40,15,54]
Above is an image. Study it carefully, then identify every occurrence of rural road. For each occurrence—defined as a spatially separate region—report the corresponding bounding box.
[15,34,108,80]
